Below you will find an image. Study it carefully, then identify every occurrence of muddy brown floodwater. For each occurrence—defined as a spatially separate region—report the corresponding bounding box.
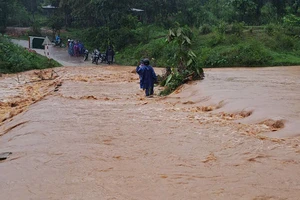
[170,66,300,138]
[0,48,300,199]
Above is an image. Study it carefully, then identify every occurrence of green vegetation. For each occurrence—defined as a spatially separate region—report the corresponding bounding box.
[0,35,61,73]
[113,24,300,68]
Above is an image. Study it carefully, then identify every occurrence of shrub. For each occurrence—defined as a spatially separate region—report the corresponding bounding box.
[208,32,225,46]
[283,25,300,37]
[274,33,296,51]
[199,24,212,35]
[203,49,229,67]
[283,14,300,27]
[229,22,244,36]
[264,23,280,36]
[215,21,228,35]
[159,72,184,96]
[235,42,271,66]
[203,41,272,67]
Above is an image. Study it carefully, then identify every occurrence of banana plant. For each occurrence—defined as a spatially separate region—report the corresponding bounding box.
[166,26,203,79]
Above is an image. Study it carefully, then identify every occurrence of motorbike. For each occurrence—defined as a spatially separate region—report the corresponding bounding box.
[91,49,100,65]
[83,49,89,61]
[99,53,107,63]
[53,38,63,47]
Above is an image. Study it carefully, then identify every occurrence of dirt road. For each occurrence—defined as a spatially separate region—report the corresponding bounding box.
[0,63,300,199]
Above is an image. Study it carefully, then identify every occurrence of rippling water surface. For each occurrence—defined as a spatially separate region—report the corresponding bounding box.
[1,66,300,200]
[175,66,300,137]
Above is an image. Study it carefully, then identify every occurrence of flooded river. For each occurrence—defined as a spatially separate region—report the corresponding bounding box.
[171,66,300,138]
[0,43,300,199]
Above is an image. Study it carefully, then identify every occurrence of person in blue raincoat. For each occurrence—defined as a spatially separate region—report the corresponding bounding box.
[55,35,60,44]
[136,60,144,89]
[136,58,157,97]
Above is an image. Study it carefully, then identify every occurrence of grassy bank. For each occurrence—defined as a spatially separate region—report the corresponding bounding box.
[0,35,61,73]
[111,24,300,68]
[5,24,300,71]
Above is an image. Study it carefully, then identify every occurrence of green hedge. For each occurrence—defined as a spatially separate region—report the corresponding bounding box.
[0,35,61,73]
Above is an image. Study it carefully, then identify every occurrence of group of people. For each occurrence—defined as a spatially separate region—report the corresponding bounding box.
[67,39,86,57]
[136,58,157,97]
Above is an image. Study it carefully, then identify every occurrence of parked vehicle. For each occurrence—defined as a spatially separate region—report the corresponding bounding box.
[91,49,100,65]
[99,53,106,63]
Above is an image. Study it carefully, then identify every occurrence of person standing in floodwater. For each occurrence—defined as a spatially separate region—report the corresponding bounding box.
[136,58,157,97]
[136,60,144,89]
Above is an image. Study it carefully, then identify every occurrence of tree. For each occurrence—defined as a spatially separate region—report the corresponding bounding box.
[0,0,17,33]
[58,0,72,27]
[229,0,258,24]
[285,0,300,15]
[48,14,64,37]
[261,2,278,24]
[271,0,286,17]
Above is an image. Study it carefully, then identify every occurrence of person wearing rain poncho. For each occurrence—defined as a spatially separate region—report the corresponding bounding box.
[136,58,157,97]
[136,60,144,89]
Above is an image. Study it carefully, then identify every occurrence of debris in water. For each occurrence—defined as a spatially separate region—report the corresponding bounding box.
[202,152,217,163]
[259,119,285,130]
[0,152,12,160]
[80,95,98,100]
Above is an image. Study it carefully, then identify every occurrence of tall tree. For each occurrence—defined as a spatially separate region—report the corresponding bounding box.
[19,0,38,20]
[229,0,258,24]
[271,0,286,17]
[0,0,16,33]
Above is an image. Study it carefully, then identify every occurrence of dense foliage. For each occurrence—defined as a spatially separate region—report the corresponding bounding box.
[3,0,300,42]
[0,35,61,73]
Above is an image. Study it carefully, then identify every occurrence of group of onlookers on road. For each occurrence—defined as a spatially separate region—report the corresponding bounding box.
[54,35,115,64]
[67,38,85,57]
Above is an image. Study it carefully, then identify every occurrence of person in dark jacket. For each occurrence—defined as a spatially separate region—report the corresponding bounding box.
[106,46,115,64]
[136,58,157,97]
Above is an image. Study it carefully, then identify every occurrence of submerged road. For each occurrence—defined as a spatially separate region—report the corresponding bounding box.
[0,40,300,199]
